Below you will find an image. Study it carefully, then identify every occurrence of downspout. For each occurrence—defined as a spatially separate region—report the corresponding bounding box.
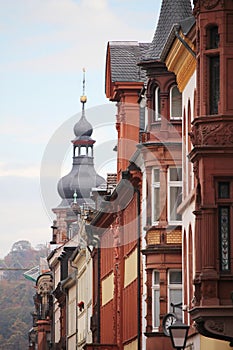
[86,225,101,344]
[70,261,78,350]
[122,170,141,349]
[91,236,101,344]
[174,28,196,58]
[135,187,141,350]
[97,241,101,344]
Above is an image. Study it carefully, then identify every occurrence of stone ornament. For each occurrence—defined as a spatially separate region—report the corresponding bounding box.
[202,0,220,9]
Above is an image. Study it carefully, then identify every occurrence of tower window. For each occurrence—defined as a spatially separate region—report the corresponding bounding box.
[207,25,219,49]
[219,206,230,272]
[209,56,220,115]
[218,182,230,199]
[217,181,231,272]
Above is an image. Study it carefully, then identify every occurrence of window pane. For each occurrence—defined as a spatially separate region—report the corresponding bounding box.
[154,87,161,120]
[219,206,230,271]
[208,25,219,49]
[218,182,230,199]
[171,86,182,119]
[170,271,182,284]
[210,56,220,115]
[170,168,182,181]
[169,289,182,319]
[170,187,182,221]
[153,271,160,285]
[153,290,160,328]
[153,187,160,222]
[153,169,160,183]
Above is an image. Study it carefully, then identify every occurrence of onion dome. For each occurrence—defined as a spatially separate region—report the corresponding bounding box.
[57,69,106,208]
[73,95,93,140]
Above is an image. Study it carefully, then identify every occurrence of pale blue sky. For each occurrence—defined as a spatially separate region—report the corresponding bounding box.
[0,0,162,258]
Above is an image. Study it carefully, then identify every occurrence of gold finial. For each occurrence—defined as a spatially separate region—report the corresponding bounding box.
[80,67,87,104]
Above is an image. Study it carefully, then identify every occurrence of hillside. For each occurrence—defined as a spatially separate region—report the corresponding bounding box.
[0,240,49,349]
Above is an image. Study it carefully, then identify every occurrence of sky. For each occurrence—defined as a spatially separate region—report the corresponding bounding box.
[0,0,162,259]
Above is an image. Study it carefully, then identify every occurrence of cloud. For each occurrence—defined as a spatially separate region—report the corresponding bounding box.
[0,0,154,73]
[0,162,40,178]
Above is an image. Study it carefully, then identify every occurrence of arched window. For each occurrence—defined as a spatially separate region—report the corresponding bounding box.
[170,85,182,119]
[154,86,161,121]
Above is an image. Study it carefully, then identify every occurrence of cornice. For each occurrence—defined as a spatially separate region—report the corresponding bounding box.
[165,35,196,92]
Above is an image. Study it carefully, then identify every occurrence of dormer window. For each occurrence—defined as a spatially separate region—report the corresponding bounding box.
[154,86,161,121]
[170,85,182,119]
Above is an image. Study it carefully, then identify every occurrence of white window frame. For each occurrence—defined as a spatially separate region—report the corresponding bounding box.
[154,86,161,121]
[152,168,160,225]
[168,269,182,320]
[170,85,182,120]
[152,270,160,331]
[168,167,182,225]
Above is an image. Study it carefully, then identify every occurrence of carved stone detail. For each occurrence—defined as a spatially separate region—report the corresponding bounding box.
[202,0,220,9]
[190,122,233,146]
[205,320,224,334]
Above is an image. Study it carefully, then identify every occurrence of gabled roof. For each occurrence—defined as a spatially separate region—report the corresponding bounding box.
[143,0,193,61]
[107,41,149,83]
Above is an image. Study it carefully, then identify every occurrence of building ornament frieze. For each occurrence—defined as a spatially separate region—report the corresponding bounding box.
[190,117,233,147]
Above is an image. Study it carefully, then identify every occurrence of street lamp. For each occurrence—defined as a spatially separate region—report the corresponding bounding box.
[169,319,190,350]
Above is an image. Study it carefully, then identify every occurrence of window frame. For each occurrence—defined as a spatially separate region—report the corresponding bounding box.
[168,167,182,225]
[152,270,160,331]
[170,85,182,120]
[154,86,161,121]
[216,180,232,273]
[168,269,183,320]
[152,168,160,225]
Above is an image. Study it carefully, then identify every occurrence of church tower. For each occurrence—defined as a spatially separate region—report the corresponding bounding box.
[52,70,106,244]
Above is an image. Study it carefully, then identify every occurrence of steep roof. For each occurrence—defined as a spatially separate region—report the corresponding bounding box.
[143,0,193,61]
[107,41,149,82]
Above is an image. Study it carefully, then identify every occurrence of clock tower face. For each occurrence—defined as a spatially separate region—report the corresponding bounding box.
[202,0,220,9]
[162,313,177,336]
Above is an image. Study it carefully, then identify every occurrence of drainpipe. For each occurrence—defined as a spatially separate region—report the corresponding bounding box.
[91,236,101,344]
[174,28,196,58]
[122,170,142,349]
[86,225,101,344]
[70,261,78,350]
[97,241,101,344]
[135,187,141,350]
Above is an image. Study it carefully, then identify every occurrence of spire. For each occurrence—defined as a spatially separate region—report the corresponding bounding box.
[57,70,106,207]
[80,67,87,115]
[144,0,193,61]
[73,68,93,140]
